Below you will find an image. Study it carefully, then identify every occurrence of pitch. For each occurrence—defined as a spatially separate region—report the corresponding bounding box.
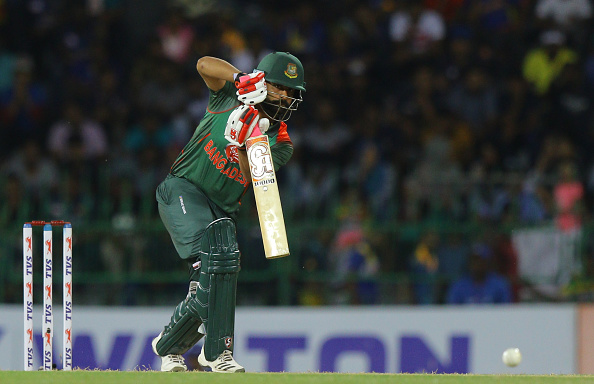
[0,371,591,384]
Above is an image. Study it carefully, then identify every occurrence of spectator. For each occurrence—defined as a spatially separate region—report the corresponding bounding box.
[493,232,521,302]
[468,142,508,221]
[157,7,195,64]
[437,232,470,298]
[93,69,129,141]
[447,66,499,137]
[362,141,397,221]
[343,127,397,221]
[447,243,513,304]
[518,176,551,223]
[0,35,17,93]
[129,36,168,95]
[404,115,465,221]
[522,30,577,96]
[47,169,95,225]
[441,27,475,83]
[423,0,466,23]
[299,98,352,167]
[281,3,326,56]
[329,220,380,305]
[388,0,446,77]
[47,101,108,165]
[554,161,584,232]
[0,55,47,156]
[535,0,592,45]
[124,113,173,155]
[467,0,521,37]
[280,141,340,221]
[297,255,327,306]
[0,174,35,227]
[389,1,446,56]
[134,145,170,213]
[533,134,578,181]
[394,65,446,124]
[410,230,440,304]
[585,41,594,86]
[546,62,593,148]
[179,77,209,141]
[170,0,216,19]
[535,0,592,29]
[136,59,189,116]
[56,2,96,99]
[2,140,58,201]
[227,30,272,72]
[494,74,535,171]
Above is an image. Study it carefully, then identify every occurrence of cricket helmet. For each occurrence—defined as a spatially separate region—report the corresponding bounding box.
[255,52,305,122]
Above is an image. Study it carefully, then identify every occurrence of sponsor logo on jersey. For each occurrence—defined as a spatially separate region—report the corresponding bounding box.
[226,144,239,164]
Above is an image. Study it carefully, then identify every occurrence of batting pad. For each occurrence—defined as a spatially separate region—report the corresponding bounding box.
[154,282,204,355]
[195,218,241,361]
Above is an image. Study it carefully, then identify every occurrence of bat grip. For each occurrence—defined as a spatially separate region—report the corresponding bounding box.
[251,125,262,137]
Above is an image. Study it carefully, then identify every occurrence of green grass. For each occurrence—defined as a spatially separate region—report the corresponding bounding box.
[0,371,593,384]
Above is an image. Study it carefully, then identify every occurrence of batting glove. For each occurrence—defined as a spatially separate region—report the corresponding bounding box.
[225,105,261,147]
[234,71,267,105]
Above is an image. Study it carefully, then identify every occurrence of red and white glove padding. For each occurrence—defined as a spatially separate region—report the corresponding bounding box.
[225,105,270,147]
[234,71,267,105]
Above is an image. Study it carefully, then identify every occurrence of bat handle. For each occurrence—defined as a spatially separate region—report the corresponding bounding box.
[252,125,262,137]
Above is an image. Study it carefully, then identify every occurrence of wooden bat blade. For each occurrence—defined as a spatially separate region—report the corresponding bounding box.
[246,134,290,259]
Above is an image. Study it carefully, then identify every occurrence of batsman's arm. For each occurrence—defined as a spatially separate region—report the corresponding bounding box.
[196,56,240,91]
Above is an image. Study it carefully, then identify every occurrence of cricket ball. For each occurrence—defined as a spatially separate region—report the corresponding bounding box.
[502,347,522,367]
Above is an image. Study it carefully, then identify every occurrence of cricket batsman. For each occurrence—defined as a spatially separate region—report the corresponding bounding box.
[151,52,306,372]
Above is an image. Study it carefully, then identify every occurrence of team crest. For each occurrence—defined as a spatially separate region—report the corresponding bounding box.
[284,63,298,79]
[224,337,233,348]
[225,144,239,164]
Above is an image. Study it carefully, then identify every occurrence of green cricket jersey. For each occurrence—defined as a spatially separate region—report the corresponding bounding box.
[170,81,294,216]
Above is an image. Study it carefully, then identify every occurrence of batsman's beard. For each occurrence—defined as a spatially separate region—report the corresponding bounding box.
[259,92,301,122]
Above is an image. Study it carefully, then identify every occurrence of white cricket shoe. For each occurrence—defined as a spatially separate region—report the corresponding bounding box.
[198,346,245,373]
[152,332,188,372]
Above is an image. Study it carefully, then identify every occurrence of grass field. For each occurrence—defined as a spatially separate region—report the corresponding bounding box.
[0,371,593,384]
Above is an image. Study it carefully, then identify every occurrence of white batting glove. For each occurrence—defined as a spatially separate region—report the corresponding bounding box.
[225,105,260,147]
[234,71,267,105]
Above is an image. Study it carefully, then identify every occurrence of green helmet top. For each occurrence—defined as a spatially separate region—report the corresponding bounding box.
[256,52,306,92]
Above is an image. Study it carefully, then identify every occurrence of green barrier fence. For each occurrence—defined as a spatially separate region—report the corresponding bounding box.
[1,216,591,306]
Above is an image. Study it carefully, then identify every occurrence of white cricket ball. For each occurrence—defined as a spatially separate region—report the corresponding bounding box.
[502,347,522,367]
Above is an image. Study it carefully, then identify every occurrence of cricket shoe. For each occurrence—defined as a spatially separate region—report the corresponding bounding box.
[151,332,188,372]
[198,346,245,373]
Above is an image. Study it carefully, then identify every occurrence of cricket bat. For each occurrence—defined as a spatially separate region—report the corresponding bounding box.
[245,124,290,259]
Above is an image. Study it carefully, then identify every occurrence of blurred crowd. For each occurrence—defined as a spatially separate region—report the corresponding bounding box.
[2,0,594,305]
